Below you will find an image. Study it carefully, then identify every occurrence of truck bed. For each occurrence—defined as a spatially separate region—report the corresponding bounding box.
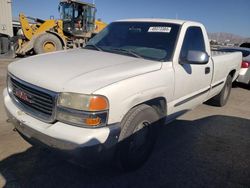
[211,51,242,84]
[211,50,229,57]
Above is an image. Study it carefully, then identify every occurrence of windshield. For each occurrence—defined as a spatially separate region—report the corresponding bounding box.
[60,3,74,20]
[86,22,180,61]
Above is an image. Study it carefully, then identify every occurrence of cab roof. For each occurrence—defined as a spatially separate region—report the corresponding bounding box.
[115,18,200,25]
[60,0,95,8]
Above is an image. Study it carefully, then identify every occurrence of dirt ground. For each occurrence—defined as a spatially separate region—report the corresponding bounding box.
[0,59,249,188]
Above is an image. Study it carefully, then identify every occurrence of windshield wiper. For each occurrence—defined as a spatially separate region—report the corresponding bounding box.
[84,44,103,51]
[110,48,143,59]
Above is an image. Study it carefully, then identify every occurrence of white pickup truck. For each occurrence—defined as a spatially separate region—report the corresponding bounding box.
[4,19,242,170]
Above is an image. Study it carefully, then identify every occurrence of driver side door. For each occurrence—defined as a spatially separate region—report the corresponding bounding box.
[172,26,213,113]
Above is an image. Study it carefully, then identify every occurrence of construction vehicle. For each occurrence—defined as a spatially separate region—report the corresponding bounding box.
[15,0,107,55]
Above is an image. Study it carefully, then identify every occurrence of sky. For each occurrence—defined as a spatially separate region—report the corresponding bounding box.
[12,0,250,37]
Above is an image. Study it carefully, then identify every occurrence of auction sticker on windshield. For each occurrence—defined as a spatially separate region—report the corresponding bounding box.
[148,27,172,33]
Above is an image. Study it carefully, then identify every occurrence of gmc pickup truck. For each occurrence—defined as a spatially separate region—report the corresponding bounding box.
[4,19,242,170]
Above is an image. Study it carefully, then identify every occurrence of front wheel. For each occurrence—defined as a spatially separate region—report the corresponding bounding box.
[116,104,160,171]
[34,33,63,54]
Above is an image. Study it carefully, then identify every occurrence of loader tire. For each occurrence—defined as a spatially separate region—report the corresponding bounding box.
[34,33,62,54]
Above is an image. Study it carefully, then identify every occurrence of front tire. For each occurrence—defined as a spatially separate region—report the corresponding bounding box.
[34,33,63,54]
[116,104,160,171]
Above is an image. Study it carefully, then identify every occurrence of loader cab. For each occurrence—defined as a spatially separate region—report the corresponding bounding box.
[59,0,96,37]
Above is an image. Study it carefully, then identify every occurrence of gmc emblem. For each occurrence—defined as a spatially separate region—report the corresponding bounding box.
[14,89,32,103]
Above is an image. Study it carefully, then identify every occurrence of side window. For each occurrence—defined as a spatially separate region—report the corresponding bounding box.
[180,27,205,61]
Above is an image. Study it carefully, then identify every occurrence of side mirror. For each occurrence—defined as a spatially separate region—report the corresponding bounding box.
[181,50,209,65]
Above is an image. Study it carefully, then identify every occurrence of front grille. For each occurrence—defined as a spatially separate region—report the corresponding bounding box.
[9,75,57,122]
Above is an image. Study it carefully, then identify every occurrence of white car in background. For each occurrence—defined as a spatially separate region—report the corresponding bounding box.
[217,47,250,85]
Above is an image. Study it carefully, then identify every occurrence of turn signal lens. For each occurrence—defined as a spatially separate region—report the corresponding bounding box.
[84,117,102,126]
[89,96,109,111]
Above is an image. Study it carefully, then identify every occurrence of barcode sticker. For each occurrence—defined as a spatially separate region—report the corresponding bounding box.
[148,27,172,33]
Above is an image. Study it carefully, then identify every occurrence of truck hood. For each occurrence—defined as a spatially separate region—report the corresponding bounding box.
[8,49,162,94]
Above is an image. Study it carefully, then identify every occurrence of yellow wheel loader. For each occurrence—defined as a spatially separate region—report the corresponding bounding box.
[15,0,107,55]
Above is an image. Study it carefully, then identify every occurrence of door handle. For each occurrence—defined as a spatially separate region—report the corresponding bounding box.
[205,67,210,74]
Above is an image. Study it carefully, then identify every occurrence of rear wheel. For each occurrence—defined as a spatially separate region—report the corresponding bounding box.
[34,33,63,54]
[208,75,232,107]
[116,104,160,171]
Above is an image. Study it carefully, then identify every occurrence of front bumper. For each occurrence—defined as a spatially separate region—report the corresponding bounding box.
[3,88,120,164]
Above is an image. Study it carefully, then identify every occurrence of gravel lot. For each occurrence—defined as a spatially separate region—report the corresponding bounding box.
[0,59,249,188]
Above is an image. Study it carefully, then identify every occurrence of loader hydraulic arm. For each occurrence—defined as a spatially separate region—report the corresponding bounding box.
[19,13,58,41]
[19,13,34,41]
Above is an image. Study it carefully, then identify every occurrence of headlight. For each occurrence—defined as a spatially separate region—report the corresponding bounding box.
[58,93,109,111]
[57,93,109,127]
[7,74,13,94]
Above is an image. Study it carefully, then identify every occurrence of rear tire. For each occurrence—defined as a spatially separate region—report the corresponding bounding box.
[208,75,232,107]
[116,104,160,171]
[34,33,62,54]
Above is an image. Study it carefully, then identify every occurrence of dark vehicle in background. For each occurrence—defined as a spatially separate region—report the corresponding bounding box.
[217,47,250,85]
[240,42,250,49]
